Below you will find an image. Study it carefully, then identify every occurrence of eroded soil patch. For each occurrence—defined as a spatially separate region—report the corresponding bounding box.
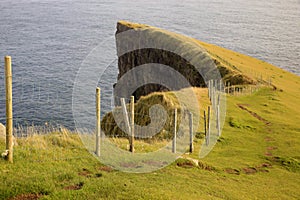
[78,168,93,177]
[9,194,42,200]
[64,182,84,191]
[225,168,240,175]
[237,104,271,125]
[98,166,113,172]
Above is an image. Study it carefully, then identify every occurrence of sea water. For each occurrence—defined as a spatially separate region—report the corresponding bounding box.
[0,0,299,129]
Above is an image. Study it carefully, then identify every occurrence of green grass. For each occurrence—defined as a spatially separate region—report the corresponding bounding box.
[1,85,299,199]
[1,22,300,199]
[108,137,169,153]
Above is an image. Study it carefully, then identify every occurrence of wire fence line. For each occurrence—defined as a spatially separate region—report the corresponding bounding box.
[207,50,274,85]
[0,74,75,132]
[98,83,226,155]
[0,55,271,163]
[0,72,268,135]
[0,79,223,161]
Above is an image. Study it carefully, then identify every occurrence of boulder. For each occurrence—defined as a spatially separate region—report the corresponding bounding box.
[0,123,5,140]
[0,123,18,146]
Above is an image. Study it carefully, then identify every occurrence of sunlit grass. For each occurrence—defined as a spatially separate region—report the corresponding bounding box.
[1,22,300,199]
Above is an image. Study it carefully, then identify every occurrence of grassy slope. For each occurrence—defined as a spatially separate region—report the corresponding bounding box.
[1,31,300,199]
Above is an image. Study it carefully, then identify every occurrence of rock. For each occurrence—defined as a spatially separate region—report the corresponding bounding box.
[179,156,199,167]
[0,123,5,140]
[0,123,18,146]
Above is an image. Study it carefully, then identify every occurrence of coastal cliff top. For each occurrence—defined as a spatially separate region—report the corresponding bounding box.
[116,20,300,92]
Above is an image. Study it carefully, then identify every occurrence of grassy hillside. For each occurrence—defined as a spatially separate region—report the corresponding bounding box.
[1,24,300,199]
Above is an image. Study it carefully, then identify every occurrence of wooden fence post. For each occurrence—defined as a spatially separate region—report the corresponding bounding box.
[209,80,212,100]
[220,79,223,92]
[217,105,220,136]
[206,106,211,146]
[225,82,227,94]
[189,111,193,153]
[208,80,210,98]
[212,86,215,108]
[5,56,13,163]
[204,110,206,138]
[95,87,101,157]
[172,109,177,153]
[130,96,134,153]
[120,98,131,151]
[233,86,236,96]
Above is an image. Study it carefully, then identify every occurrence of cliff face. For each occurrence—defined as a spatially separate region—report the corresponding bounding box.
[117,48,205,98]
[115,21,253,101]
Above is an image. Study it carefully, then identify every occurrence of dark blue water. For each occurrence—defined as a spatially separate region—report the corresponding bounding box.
[0,0,299,129]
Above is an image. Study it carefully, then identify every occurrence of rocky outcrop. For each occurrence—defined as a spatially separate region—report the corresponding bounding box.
[0,123,5,138]
[115,21,254,101]
[0,123,18,146]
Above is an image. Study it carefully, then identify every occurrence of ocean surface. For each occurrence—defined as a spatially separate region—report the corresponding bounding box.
[0,0,299,129]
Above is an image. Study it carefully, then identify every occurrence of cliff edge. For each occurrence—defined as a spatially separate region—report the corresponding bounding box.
[115,21,255,100]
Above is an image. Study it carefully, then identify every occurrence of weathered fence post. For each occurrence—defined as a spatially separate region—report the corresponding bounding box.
[208,80,211,99]
[220,79,223,93]
[204,110,207,138]
[130,96,134,153]
[172,108,177,153]
[206,106,211,146]
[95,87,101,157]
[120,98,131,152]
[217,105,220,136]
[5,56,13,163]
[189,111,193,153]
[233,86,236,96]
[212,86,215,108]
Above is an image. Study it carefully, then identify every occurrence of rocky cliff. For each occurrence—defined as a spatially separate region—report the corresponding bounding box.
[115,21,254,101]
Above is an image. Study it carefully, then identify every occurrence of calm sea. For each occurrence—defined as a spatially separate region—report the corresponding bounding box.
[0,0,299,129]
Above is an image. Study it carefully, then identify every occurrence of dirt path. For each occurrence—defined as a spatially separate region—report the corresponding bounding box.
[237,104,275,153]
[227,104,278,175]
[237,104,271,125]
